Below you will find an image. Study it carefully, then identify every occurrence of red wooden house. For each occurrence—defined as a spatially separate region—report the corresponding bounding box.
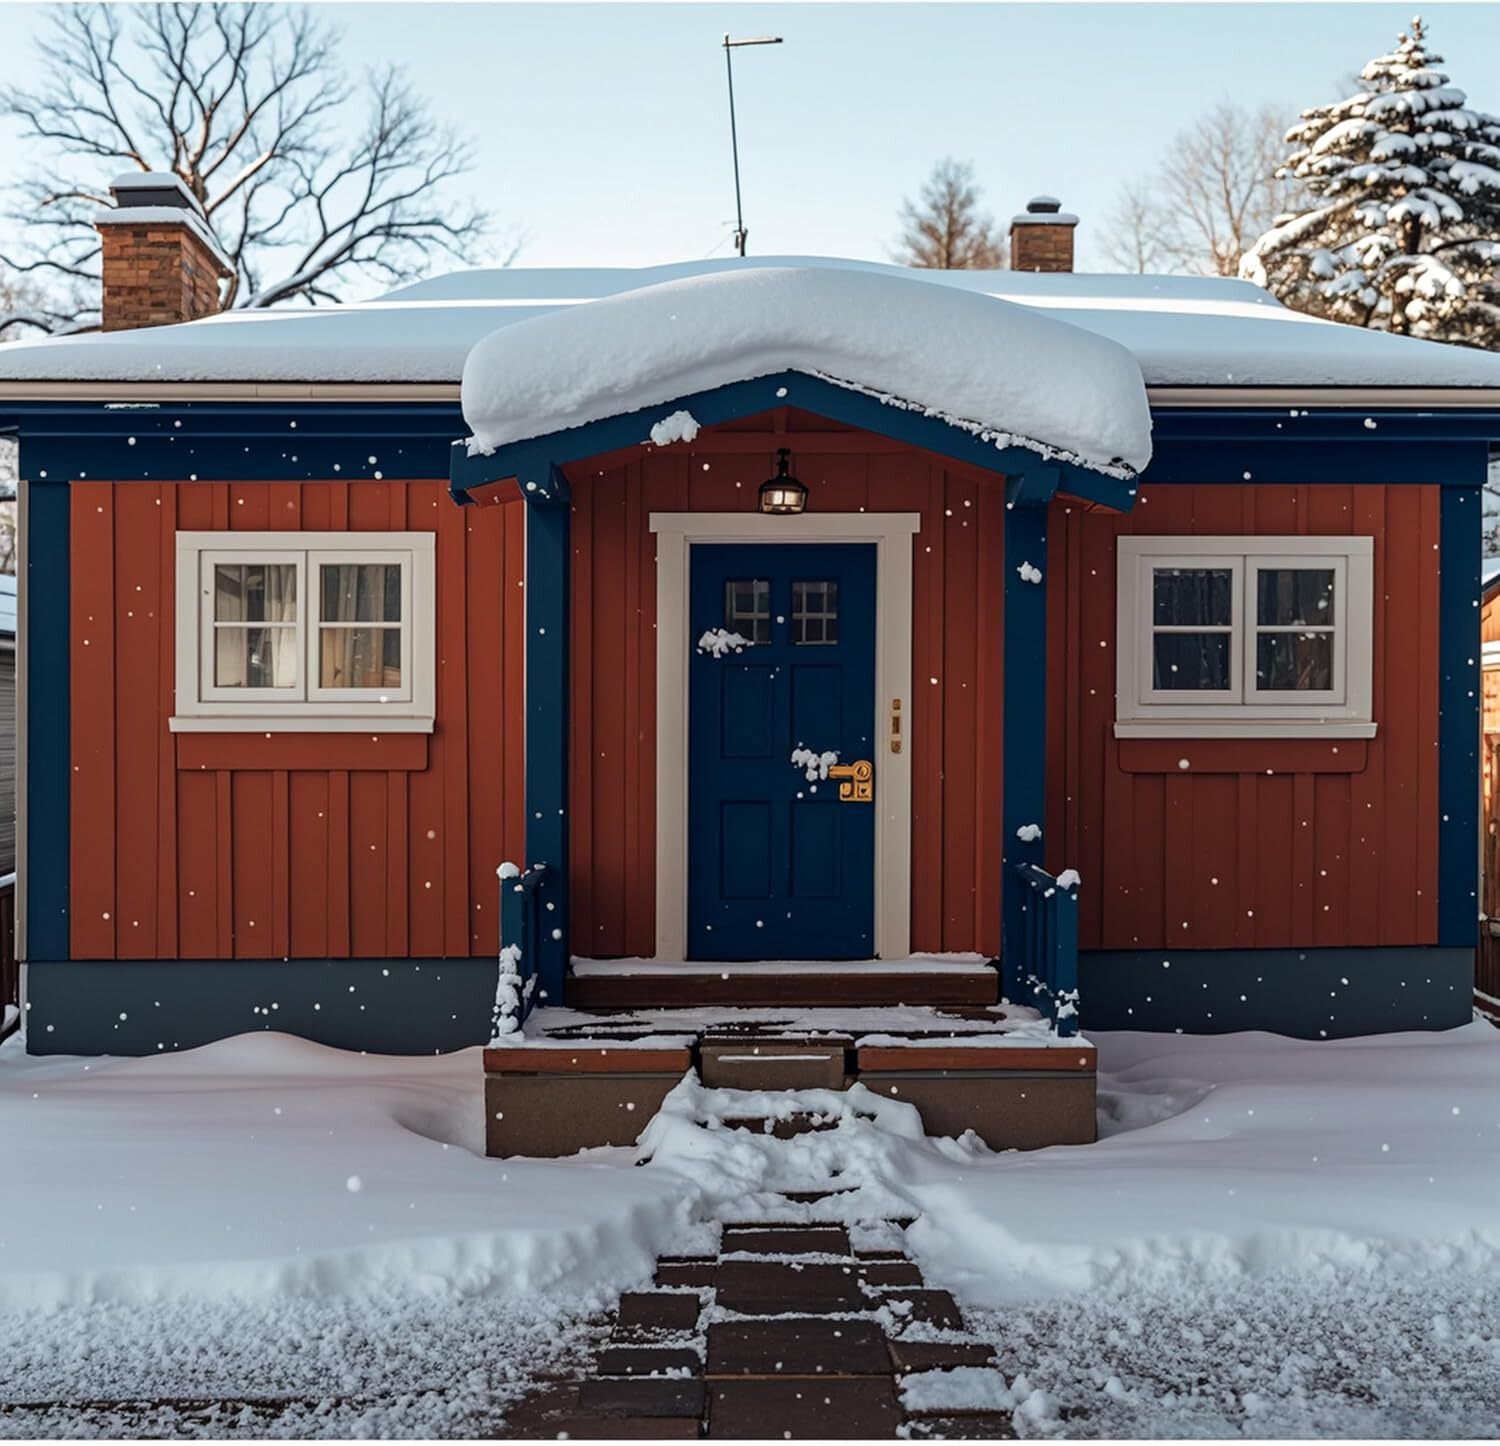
[1,183,1496,1111]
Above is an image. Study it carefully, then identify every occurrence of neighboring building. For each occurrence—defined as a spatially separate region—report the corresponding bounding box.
[0,180,1496,1057]
[1479,557,1500,1018]
[0,572,14,876]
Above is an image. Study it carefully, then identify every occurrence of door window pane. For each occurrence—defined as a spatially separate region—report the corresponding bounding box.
[724,579,770,644]
[1257,568,1335,626]
[792,580,839,645]
[211,562,298,688]
[1153,568,1232,626]
[1153,633,1232,690]
[1257,632,1334,691]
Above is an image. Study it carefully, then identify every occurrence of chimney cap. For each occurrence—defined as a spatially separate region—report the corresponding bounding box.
[108,171,201,213]
[1011,193,1079,227]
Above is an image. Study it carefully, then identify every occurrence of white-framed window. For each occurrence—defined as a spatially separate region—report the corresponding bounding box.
[1114,535,1375,738]
[171,531,436,732]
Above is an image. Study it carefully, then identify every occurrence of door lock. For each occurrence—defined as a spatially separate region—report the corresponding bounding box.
[828,760,874,803]
[890,698,903,755]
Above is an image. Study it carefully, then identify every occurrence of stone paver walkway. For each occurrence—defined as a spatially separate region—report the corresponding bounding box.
[501,1191,1017,1440]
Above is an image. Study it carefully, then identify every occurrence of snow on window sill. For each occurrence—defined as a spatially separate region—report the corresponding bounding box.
[169,714,435,734]
[1113,719,1377,740]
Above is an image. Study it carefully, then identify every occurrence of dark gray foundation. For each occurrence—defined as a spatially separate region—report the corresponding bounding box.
[23,957,503,1055]
[1079,946,1474,1038]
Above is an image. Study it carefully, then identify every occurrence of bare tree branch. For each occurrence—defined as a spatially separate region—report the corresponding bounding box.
[0,2,502,331]
[891,158,1006,269]
[1098,101,1300,277]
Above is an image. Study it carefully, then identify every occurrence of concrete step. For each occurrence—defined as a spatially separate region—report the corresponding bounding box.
[568,965,999,1011]
[700,1036,851,1091]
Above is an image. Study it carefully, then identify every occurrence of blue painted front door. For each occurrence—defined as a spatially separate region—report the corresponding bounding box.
[688,543,877,960]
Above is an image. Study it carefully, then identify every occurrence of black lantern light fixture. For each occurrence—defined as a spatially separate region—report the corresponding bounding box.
[759,448,808,515]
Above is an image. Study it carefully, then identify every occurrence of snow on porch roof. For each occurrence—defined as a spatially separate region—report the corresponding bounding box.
[459,266,1153,479]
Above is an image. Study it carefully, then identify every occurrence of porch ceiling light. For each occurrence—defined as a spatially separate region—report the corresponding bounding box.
[759,448,808,514]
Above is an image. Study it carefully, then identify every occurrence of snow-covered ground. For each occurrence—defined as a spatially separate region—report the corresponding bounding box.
[2,1021,1498,1436]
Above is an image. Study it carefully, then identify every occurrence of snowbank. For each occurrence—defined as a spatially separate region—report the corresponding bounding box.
[0,1032,685,1311]
[4,1020,1498,1319]
[459,266,1152,477]
[907,1021,1500,1305]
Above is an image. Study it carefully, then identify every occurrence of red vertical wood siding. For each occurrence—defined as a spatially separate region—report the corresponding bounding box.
[1046,482,1440,951]
[68,480,525,961]
[567,433,1006,959]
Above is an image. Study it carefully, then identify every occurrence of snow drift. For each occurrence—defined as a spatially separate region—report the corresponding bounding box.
[460,265,1153,478]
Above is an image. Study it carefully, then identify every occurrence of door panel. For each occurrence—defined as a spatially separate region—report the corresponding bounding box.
[688,542,877,959]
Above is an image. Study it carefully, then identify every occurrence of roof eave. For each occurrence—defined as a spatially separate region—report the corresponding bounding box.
[2,378,1500,410]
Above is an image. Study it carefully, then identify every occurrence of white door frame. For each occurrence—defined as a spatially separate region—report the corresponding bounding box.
[650,511,919,962]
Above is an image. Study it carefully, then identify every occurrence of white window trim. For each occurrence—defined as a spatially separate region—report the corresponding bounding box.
[1114,535,1375,740]
[171,530,435,734]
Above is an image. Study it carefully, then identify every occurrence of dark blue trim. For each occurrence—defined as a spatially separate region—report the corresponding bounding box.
[25,482,69,961]
[1151,408,1500,444]
[1438,483,1482,947]
[447,371,1140,511]
[24,957,499,1055]
[1079,946,1473,1038]
[1144,412,1495,489]
[3,401,464,484]
[524,477,570,1005]
[1000,486,1049,1001]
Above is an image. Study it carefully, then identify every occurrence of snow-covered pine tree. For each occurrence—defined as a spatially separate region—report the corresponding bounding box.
[1240,17,1500,348]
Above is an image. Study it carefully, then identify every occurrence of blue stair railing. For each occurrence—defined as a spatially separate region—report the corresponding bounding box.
[1012,862,1081,1038]
[493,862,548,1038]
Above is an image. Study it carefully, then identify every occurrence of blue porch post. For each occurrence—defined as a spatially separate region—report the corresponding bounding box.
[522,464,570,1006]
[1000,470,1057,1002]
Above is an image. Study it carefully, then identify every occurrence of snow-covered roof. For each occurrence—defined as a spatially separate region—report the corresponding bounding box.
[3,256,1500,393]
[460,267,1152,478]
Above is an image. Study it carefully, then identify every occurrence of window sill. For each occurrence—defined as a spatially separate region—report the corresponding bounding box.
[169,715,434,734]
[1113,720,1377,740]
[174,727,431,772]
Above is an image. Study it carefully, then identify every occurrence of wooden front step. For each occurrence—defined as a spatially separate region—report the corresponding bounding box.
[567,963,1000,1010]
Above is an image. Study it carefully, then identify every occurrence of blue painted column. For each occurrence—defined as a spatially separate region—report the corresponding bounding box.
[1437,480,1481,949]
[1000,471,1056,1001]
[522,465,571,1006]
[24,480,70,963]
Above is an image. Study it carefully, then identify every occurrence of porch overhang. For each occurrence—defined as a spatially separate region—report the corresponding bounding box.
[448,367,1140,513]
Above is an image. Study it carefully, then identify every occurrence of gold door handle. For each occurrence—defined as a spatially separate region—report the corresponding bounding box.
[828,760,874,803]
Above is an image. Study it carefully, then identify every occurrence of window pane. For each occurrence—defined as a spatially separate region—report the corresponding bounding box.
[792,580,839,646]
[1152,568,1233,626]
[1257,632,1333,691]
[320,562,402,623]
[215,625,298,688]
[1257,568,1335,626]
[724,579,770,644]
[319,625,402,690]
[214,562,296,623]
[1153,632,1232,690]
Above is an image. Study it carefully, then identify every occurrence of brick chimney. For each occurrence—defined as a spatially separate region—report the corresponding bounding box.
[1009,195,1078,273]
[94,173,233,331]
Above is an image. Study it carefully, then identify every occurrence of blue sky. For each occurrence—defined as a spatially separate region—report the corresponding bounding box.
[3,3,1500,278]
